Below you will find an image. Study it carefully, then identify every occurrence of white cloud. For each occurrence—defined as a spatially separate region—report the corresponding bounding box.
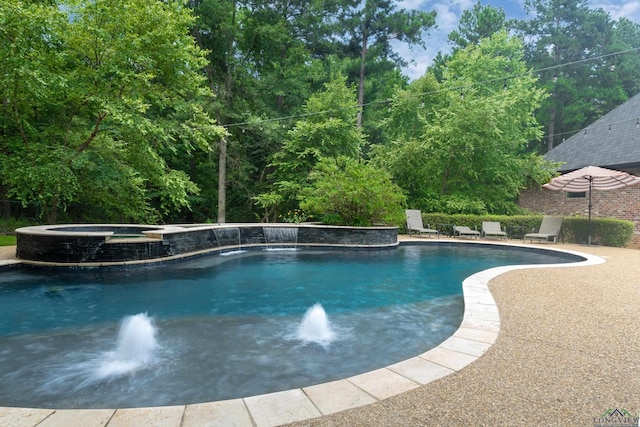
[590,1,640,21]
[396,0,429,9]
[394,0,640,80]
[433,3,462,30]
[392,0,462,79]
[392,41,440,80]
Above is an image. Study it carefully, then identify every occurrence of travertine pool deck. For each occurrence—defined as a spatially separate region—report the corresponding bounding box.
[0,240,637,426]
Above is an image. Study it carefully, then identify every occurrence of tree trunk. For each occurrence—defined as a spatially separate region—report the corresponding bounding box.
[357,34,367,128]
[217,137,227,224]
[216,4,237,224]
[224,5,236,102]
[547,101,556,152]
[46,194,59,225]
[547,24,560,152]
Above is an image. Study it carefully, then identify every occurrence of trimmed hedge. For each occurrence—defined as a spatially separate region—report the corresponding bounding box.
[414,213,634,247]
[560,217,633,247]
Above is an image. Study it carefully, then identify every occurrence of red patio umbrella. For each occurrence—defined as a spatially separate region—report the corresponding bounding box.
[542,166,640,245]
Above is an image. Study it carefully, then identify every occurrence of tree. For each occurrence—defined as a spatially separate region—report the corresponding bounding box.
[341,0,436,127]
[300,157,406,226]
[610,18,640,97]
[430,2,507,81]
[0,0,225,223]
[189,0,336,222]
[254,75,366,221]
[374,31,555,214]
[512,0,637,151]
[449,1,507,49]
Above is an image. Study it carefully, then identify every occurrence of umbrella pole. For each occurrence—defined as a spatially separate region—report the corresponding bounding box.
[587,181,592,246]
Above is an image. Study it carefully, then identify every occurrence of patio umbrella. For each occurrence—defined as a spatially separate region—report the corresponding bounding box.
[542,165,640,245]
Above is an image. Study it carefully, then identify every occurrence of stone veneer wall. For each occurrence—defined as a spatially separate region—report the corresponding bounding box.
[519,169,640,249]
[16,224,398,266]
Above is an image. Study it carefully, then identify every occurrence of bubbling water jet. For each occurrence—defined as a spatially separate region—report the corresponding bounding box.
[297,303,335,346]
[95,313,158,379]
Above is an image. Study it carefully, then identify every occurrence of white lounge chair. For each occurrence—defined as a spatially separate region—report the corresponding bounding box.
[453,225,480,239]
[524,216,563,243]
[405,210,439,238]
[482,221,507,240]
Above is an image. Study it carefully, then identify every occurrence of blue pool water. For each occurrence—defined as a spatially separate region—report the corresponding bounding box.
[0,243,580,408]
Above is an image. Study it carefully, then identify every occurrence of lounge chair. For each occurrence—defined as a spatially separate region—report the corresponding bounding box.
[481,221,507,240]
[453,225,480,239]
[524,216,563,243]
[405,210,439,238]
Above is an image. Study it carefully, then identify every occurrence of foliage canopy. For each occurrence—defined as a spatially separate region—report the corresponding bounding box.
[1,0,639,227]
[0,0,226,223]
[301,157,406,227]
[373,31,556,214]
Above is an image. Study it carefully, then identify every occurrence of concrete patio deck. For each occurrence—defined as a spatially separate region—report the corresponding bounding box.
[0,240,638,426]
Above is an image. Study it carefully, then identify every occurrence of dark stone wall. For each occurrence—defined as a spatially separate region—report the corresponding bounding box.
[15,233,174,263]
[16,224,398,265]
[240,227,268,246]
[96,241,172,262]
[163,229,217,254]
[297,226,397,245]
[16,233,107,263]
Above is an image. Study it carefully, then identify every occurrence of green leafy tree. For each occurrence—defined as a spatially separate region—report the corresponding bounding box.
[254,75,366,221]
[430,2,507,81]
[301,157,406,226]
[512,0,638,151]
[610,18,640,97]
[189,0,335,222]
[449,1,507,49]
[341,0,436,127]
[0,0,225,223]
[374,31,555,214]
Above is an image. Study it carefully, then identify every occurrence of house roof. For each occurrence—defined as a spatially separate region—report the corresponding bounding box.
[544,92,640,172]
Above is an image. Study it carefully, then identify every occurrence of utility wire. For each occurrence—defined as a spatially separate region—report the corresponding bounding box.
[221,46,640,142]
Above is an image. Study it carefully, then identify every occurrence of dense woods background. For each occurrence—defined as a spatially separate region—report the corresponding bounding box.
[2,0,639,226]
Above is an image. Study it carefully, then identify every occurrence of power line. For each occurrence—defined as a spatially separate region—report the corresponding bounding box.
[221,46,640,137]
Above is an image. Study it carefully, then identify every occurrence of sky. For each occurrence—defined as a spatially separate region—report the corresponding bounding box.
[394,0,640,80]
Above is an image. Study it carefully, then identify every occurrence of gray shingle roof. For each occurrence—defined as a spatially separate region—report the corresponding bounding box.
[544,92,640,172]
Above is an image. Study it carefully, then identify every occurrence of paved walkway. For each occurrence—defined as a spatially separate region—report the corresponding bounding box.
[0,245,16,263]
[1,242,639,426]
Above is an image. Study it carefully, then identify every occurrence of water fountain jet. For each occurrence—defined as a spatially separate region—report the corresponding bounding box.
[297,303,335,346]
[95,313,158,379]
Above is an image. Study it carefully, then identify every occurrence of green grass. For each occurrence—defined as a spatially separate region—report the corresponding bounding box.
[0,235,16,246]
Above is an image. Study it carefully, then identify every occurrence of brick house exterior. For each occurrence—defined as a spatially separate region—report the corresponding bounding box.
[518,93,640,248]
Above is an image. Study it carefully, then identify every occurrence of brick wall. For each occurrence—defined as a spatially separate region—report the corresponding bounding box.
[519,171,640,249]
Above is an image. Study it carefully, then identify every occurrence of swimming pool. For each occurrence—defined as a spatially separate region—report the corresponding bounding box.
[0,243,582,409]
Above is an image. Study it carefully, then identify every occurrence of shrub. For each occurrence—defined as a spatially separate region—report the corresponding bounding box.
[300,157,406,227]
[561,217,633,247]
[417,213,634,247]
[0,217,33,234]
[418,194,488,215]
